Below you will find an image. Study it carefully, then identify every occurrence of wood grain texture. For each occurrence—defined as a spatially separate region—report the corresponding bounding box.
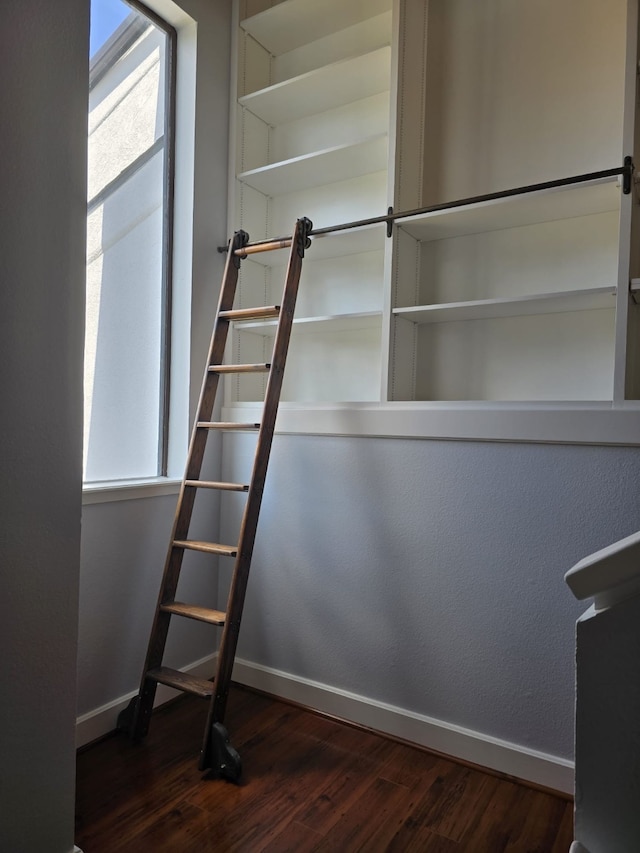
[159,601,226,625]
[76,685,574,852]
[219,305,280,320]
[146,667,214,699]
[172,540,238,556]
[209,363,271,373]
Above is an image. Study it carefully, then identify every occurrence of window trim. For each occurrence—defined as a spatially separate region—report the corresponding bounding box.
[128,0,178,477]
[84,0,178,485]
[82,476,182,504]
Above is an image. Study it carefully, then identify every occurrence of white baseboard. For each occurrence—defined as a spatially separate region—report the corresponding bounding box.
[76,651,574,795]
[75,653,216,748]
[231,656,575,796]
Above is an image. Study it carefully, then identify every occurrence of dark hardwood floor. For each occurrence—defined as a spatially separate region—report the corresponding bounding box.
[75,684,574,852]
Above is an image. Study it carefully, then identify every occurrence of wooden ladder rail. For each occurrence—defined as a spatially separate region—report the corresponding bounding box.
[118,218,312,781]
[199,217,310,773]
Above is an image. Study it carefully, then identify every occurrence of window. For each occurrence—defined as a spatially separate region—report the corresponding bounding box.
[84,0,176,483]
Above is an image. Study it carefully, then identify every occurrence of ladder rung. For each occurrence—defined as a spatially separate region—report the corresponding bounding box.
[146,666,213,698]
[184,479,249,492]
[197,422,260,430]
[160,601,226,625]
[209,363,271,374]
[219,306,280,322]
[173,539,238,557]
[121,219,309,755]
[235,239,292,257]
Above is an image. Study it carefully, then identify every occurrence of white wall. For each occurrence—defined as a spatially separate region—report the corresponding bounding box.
[221,432,640,789]
[0,1,88,850]
[78,0,232,735]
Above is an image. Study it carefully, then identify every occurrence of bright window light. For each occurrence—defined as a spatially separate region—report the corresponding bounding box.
[84,0,175,483]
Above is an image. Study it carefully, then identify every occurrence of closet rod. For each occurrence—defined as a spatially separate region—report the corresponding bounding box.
[219,159,633,253]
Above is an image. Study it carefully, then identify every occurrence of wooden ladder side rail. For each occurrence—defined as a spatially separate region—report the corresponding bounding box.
[117,218,312,780]
[199,217,310,772]
[122,227,250,743]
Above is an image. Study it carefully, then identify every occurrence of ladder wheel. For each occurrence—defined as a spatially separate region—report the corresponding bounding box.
[116,696,139,737]
[209,722,242,783]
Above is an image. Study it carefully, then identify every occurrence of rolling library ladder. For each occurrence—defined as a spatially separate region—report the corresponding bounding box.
[118,217,313,780]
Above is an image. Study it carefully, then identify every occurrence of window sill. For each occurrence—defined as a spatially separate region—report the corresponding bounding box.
[82,477,182,505]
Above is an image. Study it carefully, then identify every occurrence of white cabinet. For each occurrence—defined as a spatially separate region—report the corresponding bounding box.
[226,0,640,441]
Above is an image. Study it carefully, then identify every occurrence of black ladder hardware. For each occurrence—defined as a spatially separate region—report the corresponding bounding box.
[118,217,313,781]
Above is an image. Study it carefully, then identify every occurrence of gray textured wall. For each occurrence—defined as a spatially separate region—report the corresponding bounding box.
[222,432,640,760]
[0,1,88,849]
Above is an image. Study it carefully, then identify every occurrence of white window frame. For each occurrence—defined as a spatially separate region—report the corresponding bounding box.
[84,0,199,503]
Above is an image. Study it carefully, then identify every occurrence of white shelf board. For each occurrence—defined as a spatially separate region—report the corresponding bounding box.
[241,0,392,55]
[239,47,391,125]
[237,134,388,196]
[220,401,640,446]
[235,311,382,336]
[393,286,617,325]
[245,224,386,268]
[307,225,386,262]
[398,177,621,243]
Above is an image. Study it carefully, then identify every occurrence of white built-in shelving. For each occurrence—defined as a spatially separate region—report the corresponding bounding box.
[397,178,621,244]
[237,134,388,196]
[234,310,382,336]
[238,47,391,126]
[229,0,392,405]
[239,0,392,55]
[393,287,617,326]
[385,0,639,412]
[389,169,625,402]
[224,0,640,442]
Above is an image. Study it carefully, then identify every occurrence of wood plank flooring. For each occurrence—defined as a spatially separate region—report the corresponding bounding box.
[75,684,574,852]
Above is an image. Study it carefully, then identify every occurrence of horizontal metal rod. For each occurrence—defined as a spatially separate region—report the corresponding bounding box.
[310,164,631,237]
[219,163,631,252]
